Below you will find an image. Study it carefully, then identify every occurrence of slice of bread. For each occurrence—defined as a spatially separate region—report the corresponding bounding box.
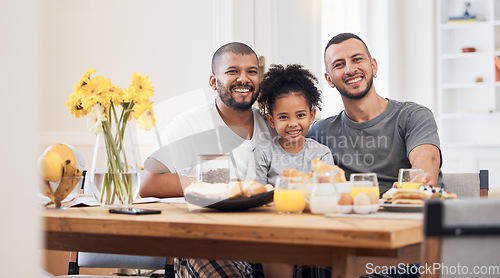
[184,181,243,200]
[184,180,270,200]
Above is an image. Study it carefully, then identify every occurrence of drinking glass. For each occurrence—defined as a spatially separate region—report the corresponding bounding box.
[350,173,380,199]
[350,173,379,213]
[274,176,306,214]
[398,169,425,189]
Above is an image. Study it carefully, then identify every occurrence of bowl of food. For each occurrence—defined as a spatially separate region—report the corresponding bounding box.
[38,143,85,210]
[40,176,84,210]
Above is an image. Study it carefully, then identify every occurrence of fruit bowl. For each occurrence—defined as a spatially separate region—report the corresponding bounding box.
[39,176,84,210]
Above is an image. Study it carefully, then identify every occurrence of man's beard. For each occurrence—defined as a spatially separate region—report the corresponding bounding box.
[217,80,258,111]
[335,74,373,100]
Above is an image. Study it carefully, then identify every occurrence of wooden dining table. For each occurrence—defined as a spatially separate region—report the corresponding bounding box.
[43,201,423,278]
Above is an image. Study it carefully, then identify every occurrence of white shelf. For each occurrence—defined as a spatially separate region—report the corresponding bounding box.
[440,21,490,29]
[440,111,498,119]
[441,52,491,59]
[441,142,500,149]
[441,82,491,89]
[437,0,500,152]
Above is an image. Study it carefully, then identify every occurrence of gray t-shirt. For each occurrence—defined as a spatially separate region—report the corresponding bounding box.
[254,137,334,185]
[307,99,442,194]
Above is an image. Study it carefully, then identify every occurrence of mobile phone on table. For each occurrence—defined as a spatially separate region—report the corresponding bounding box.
[109,208,161,215]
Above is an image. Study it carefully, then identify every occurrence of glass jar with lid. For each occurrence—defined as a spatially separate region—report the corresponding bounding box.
[197,154,230,183]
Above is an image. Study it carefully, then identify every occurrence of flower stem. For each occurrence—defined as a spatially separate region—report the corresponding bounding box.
[98,103,136,206]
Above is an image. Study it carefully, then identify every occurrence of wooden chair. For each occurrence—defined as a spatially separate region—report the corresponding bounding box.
[422,199,500,278]
[63,252,174,277]
[441,170,489,198]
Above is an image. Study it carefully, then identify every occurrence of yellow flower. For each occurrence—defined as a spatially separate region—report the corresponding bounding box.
[81,76,112,110]
[67,91,88,118]
[73,68,96,92]
[136,108,156,131]
[129,72,154,102]
[108,85,124,105]
[122,87,136,103]
[131,100,150,119]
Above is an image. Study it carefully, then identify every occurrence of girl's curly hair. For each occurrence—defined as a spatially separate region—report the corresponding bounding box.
[257,64,322,114]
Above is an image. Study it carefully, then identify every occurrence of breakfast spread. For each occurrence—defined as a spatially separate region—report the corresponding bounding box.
[382,185,457,205]
[281,158,346,183]
[184,180,272,200]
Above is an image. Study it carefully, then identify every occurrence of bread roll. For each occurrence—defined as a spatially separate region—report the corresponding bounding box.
[311,158,347,182]
[240,180,267,197]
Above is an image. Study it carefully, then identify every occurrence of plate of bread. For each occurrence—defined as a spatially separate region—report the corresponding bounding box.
[381,185,457,212]
[184,180,274,211]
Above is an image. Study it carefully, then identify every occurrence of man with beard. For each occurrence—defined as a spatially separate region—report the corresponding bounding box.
[140,42,276,277]
[141,42,276,198]
[308,32,442,197]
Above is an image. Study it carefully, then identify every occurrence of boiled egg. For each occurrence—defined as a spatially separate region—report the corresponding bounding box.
[338,192,354,206]
[367,192,379,205]
[367,192,380,213]
[353,193,371,214]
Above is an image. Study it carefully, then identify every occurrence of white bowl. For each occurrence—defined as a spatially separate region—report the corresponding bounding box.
[370,204,380,213]
[336,205,353,214]
[353,204,371,214]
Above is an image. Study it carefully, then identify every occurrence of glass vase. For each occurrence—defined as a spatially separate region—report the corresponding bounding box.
[88,122,141,208]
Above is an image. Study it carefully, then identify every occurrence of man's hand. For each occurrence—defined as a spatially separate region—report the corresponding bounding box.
[139,157,188,198]
[408,144,441,186]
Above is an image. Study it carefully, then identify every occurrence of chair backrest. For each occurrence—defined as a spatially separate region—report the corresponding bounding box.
[441,170,489,198]
[422,199,500,278]
[68,252,173,277]
[77,253,166,269]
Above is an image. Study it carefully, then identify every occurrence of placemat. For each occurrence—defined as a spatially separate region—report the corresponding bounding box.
[325,210,423,220]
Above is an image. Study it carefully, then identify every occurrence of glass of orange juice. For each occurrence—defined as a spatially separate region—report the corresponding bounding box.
[274,176,306,214]
[350,173,380,199]
[398,169,424,189]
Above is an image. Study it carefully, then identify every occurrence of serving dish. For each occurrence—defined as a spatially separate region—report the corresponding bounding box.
[184,191,274,211]
[380,203,423,212]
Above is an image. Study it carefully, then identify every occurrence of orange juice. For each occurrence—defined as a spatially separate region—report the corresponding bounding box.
[274,189,306,214]
[398,182,422,189]
[351,186,380,199]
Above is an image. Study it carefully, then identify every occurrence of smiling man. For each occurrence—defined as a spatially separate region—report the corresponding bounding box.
[307,33,442,196]
[140,42,276,198]
[140,42,276,277]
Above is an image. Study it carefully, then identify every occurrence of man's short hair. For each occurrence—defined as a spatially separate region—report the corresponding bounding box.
[323,33,372,69]
[211,42,258,74]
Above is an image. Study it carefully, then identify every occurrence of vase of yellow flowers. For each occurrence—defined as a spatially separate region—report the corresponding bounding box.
[67,69,156,207]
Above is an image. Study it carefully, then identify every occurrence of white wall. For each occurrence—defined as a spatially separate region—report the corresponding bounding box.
[254,0,322,79]
[40,0,215,165]
[386,0,436,112]
[1,1,42,277]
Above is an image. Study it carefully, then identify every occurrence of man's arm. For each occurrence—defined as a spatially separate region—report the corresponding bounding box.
[408,144,441,186]
[139,157,192,198]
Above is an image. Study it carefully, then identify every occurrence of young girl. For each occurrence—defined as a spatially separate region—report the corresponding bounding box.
[254,64,335,277]
[254,64,334,186]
